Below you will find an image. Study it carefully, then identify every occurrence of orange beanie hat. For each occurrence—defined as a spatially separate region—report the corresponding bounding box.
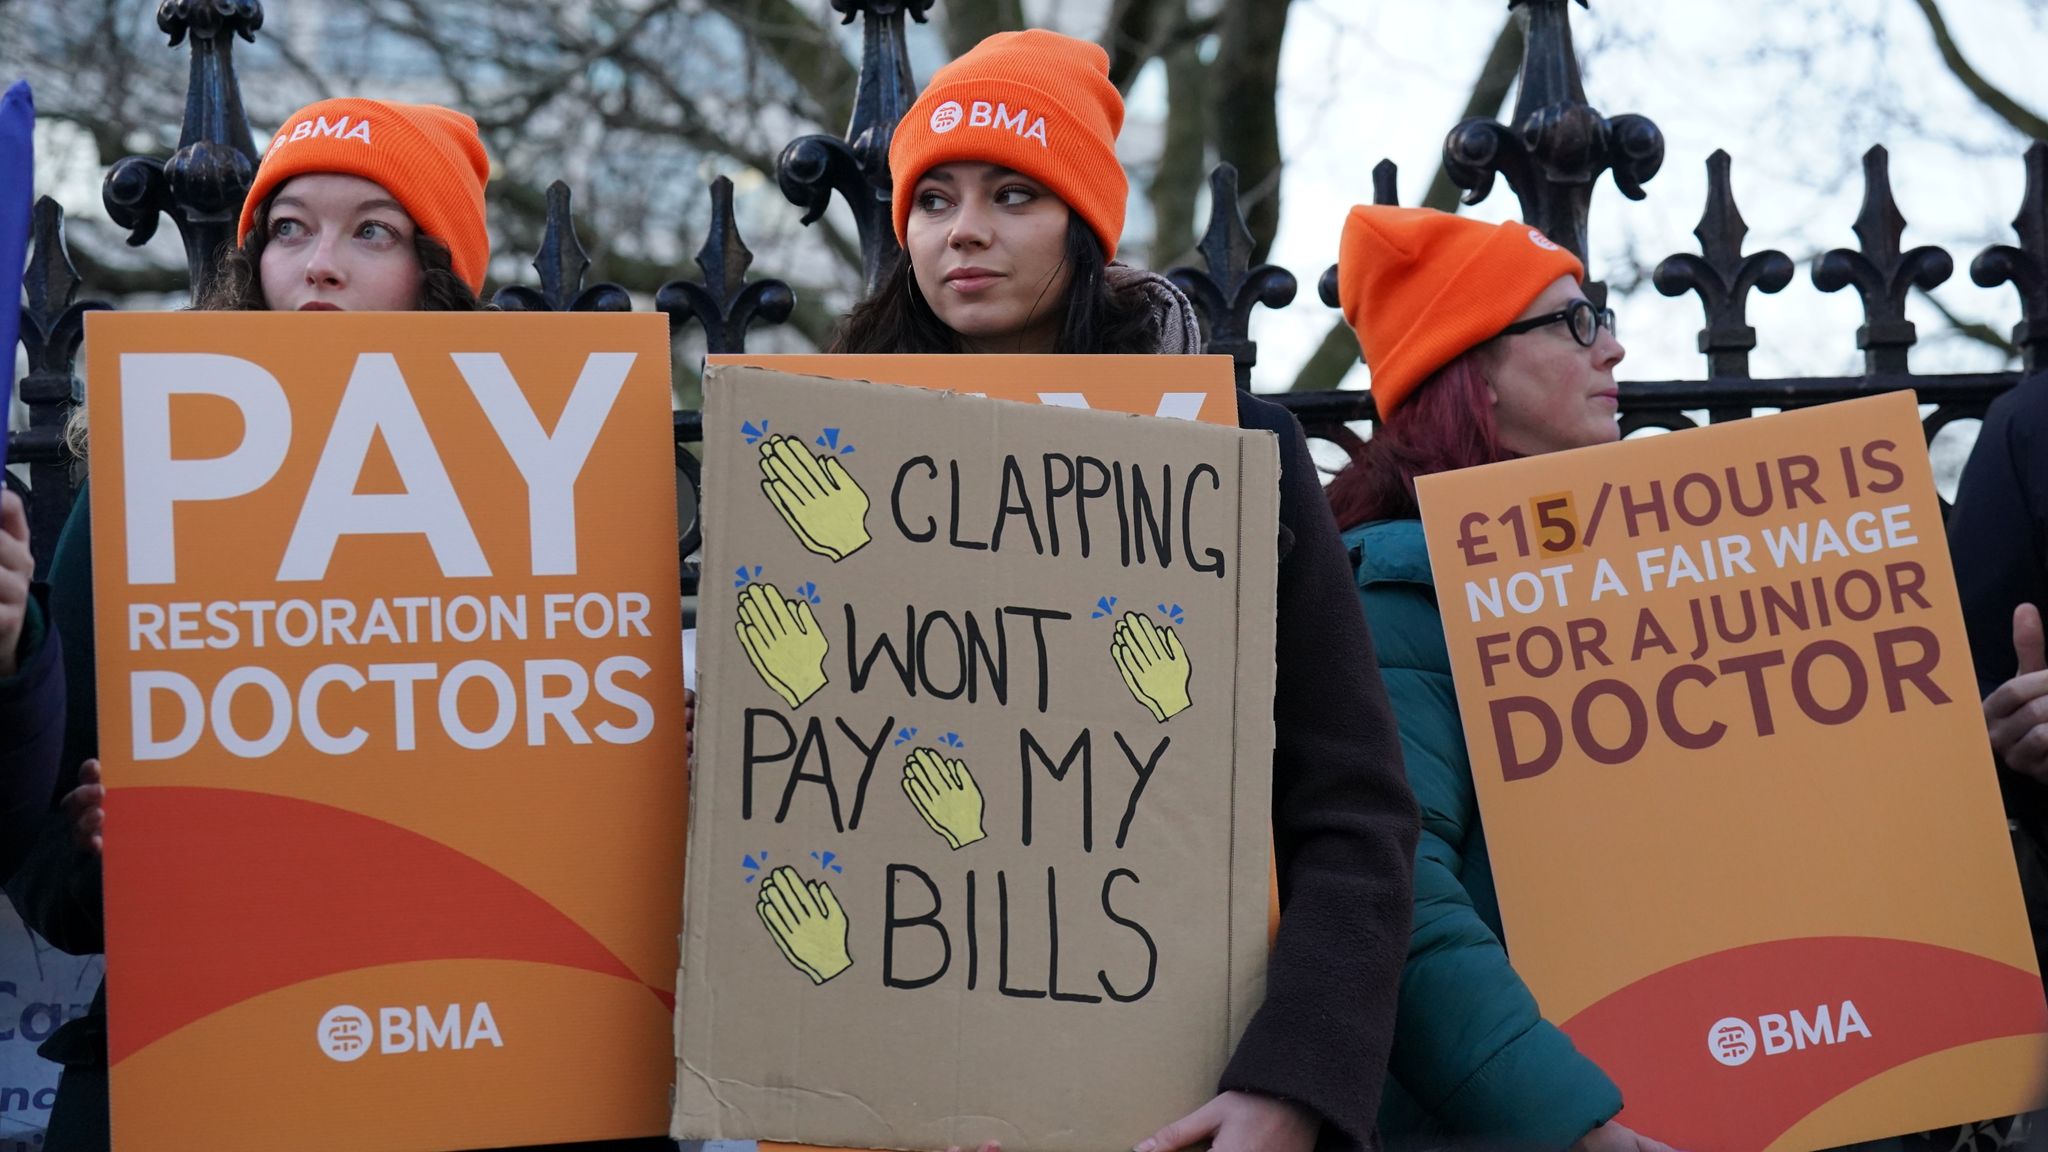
[1338,206,1584,419]
[239,98,492,293]
[891,29,1126,259]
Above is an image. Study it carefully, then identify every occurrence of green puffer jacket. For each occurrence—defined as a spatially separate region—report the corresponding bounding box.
[1344,517,1621,1151]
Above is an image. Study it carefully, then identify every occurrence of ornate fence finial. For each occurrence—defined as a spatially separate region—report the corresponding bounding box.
[777,0,934,296]
[658,176,797,355]
[1371,157,1400,208]
[658,175,794,590]
[494,181,632,312]
[1812,145,1954,376]
[1168,164,1298,390]
[102,0,263,301]
[1319,159,1400,309]
[16,198,112,573]
[1442,0,1663,306]
[1970,140,2048,372]
[1652,150,1793,380]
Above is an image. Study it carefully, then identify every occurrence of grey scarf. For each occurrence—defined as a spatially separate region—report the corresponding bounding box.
[1105,262,1203,354]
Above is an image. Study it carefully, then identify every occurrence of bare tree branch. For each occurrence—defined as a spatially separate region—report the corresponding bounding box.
[67,242,192,297]
[1288,12,1522,391]
[1920,285,2021,360]
[1423,15,1524,212]
[700,0,859,131]
[259,26,340,104]
[942,0,1025,59]
[1146,1,1208,267]
[1104,0,1169,92]
[1285,324,1367,394]
[471,0,686,132]
[1211,0,1292,263]
[1909,0,2048,141]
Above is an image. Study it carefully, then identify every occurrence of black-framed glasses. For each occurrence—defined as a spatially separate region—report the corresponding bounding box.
[1498,298,1616,347]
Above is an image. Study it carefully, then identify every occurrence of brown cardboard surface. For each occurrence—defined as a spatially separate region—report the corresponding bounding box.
[707,354,1237,426]
[676,364,1278,1151]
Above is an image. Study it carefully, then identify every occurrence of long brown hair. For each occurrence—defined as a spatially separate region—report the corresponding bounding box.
[195,190,485,312]
[1325,350,1517,529]
[831,215,1156,354]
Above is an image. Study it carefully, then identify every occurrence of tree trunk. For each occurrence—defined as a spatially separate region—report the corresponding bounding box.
[1148,6,1209,268]
[942,0,1028,60]
[1105,0,1172,92]
[1424,15,1524,213]
[1211,0,1292,263]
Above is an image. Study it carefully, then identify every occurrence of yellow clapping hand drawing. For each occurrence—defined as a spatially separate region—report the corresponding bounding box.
[758,434,871,562]
[1112,611,1193,722]
[756,866,853,985]
[735,581,829,709]
[901,747,987,850]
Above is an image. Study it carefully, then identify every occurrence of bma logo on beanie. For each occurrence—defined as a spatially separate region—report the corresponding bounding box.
[929,98,1050,147]
[964,100,1049,146]
[1527,227,1562,252]
[274,113,373,150]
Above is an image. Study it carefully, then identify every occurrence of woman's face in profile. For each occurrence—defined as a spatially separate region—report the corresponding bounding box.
[1484,274,1628,457]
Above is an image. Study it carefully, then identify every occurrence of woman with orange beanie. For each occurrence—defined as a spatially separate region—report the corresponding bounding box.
[1324,206,1678,1152]
[822,30,1420,1152]
[5,98,682,1152]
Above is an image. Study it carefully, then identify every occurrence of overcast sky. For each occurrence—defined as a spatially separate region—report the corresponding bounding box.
[987,0,2042,397]
[22,0,2044,400]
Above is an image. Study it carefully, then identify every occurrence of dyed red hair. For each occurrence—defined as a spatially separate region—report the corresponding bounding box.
[1326,350,1516,530]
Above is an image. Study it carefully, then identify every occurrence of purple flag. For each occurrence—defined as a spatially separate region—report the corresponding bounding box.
[0,81,32,473]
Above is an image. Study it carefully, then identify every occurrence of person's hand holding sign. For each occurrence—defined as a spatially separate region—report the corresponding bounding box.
[1138,1090,1317,1152]
[1112,611,1193,722]
[1986,603,2048,781]
[1571,1120,1683,1152]
[62,759,104,856]
[759,434,871,562]
[902,747,987,850]
[757,865,854,985]
[0,490,32,677]
[736,581,830,709]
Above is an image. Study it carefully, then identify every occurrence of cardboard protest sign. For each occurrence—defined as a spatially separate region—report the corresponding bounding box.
[710,353,1237,425]
[85,312,687,1151]
[1415,391,2048,1151]
[677,364,1277,1151]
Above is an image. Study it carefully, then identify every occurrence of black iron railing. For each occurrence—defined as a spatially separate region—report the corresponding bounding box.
[10,0,2044,595]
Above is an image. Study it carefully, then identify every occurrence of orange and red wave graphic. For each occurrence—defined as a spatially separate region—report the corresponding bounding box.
[103,786,669,1066]
[1563,936,2048,1150]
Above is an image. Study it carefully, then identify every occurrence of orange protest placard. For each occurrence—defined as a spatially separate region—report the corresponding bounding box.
[1415,392,2048,1151]
[85,312,687,1151]
[709,353,1238,425]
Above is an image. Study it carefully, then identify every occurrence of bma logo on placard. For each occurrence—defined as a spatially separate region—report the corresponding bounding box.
[1707,1001,1871,1067]
[318,1003,503,1062]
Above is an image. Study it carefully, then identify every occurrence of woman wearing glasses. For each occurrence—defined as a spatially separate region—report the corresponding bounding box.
[1321,207,1676,1152]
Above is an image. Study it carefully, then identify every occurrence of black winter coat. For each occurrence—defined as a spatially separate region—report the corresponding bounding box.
[1947,369,2048,976]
